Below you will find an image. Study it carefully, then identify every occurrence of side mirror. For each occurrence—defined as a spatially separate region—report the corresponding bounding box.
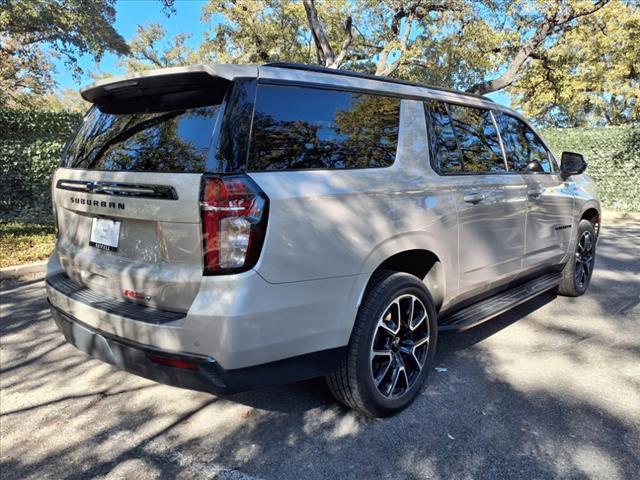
[560,151,587,178]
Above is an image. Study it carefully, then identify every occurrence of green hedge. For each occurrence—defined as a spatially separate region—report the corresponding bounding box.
[542,126,640,212]
[0,109,82,222]
[0,109,638,223]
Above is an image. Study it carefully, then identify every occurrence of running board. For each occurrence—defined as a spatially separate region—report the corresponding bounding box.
[438,272,561,332]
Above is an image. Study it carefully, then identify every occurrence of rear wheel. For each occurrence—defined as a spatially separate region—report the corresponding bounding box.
[557,219,597,297]
[326,271,438,417]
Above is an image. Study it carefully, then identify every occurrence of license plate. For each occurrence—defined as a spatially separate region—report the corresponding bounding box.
[90,218,121,252]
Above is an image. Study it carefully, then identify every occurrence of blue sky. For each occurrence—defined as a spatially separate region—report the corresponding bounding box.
[52,0,510,107]
[53,0,211,89]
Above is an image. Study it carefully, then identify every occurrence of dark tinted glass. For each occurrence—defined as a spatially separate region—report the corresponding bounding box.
[63,104,222,172]
[214,79,256,172]
[447,104,505,173]
[249,85,400,171]
[424,100,462,173]
[495,112,552,173]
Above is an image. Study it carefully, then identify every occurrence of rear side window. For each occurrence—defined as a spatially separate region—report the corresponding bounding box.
[494,112,553,173]
[425,101,506,174]
[446,104,505,173]
[248,85,400,171]
[63,104,222,172]
[424,100,463,173]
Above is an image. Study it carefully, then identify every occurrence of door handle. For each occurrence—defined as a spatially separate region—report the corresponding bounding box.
[463,192,485,204]
[528,187,544,198]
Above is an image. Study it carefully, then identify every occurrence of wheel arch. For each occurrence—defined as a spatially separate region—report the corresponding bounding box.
[358,248,446,311]
[580,206,601,237]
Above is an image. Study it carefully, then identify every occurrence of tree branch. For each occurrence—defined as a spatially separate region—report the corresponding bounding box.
[374,1,459,77]
[466,0,610,95]
[303,0,335,67]
[333,16,353,67]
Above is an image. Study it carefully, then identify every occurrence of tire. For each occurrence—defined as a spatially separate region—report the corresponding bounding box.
[326,270,438,417]
[557,219,597,297]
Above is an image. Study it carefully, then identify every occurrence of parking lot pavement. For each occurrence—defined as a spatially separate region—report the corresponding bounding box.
[1,214,639,480]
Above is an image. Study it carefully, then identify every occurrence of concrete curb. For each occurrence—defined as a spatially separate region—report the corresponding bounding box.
[0,260,47,280]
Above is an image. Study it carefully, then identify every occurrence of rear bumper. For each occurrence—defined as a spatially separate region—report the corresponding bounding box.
[46,250,365,370]
[51,305,345,394]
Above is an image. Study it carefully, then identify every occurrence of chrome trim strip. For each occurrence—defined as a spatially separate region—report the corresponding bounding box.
[56,179,178,200]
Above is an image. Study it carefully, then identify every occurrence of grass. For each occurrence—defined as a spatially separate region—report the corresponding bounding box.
[0,221,55,268]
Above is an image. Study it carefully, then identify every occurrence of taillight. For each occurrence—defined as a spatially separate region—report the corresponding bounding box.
[200,175,268,274]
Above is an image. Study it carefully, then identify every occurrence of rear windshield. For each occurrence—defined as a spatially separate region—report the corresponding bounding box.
[62,104,223,172]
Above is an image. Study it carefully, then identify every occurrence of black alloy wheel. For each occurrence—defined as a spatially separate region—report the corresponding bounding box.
[370,294,430,399]
[575,230,595,289]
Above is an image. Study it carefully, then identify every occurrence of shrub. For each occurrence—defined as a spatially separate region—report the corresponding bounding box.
[0,109,82,223]
[542,126,639,211]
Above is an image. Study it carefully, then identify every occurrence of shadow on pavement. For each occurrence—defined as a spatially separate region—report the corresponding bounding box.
[1,221,638,479]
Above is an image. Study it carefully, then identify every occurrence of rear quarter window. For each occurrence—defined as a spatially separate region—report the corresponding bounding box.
[248,85,400,171]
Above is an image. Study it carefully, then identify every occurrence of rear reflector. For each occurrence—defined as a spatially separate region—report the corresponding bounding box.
[200,175,268,274]
[147,354,199,370]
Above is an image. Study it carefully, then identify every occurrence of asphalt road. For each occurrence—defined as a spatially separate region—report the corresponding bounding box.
[1,214,639,480]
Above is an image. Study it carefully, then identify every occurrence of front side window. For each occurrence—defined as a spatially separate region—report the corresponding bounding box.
[248,85,400,171]
[494,112,553,173]
[446,104,506,173]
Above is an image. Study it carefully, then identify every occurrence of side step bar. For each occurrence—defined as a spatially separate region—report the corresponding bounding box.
[439,272,561,332]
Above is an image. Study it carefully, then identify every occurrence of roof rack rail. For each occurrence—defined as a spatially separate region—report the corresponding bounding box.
[264,62,494,103]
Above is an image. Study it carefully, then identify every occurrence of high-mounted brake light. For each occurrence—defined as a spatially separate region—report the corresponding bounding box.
[200,175,268,274]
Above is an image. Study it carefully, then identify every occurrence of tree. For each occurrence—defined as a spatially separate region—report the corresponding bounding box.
[464,0,613,95]
[37,87,91,113]
[0,0,178,108]
[198,0,339,64]
[301,0,637,125]
[122,23,196,73]
[303,0,467,76]
[510,0,639,126]
[0,0,129,106]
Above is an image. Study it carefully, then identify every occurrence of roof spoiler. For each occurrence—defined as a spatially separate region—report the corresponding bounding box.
[81,64,258,113]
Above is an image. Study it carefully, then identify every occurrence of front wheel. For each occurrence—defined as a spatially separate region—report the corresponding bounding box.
[557,219,597,297]
[326,271,438,417]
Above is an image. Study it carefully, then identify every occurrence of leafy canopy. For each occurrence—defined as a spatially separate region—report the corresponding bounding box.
[124,0,637,125]
[0,0,172,108]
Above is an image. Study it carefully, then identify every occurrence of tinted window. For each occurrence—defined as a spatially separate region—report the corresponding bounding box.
[495,112,553,173]
[249,85,400,171]
[424,100,462,173]
[447,104,505,173]
[214,80,256,172]
[64,105,222,172]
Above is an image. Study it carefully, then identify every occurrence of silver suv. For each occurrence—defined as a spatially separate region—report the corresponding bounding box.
[46,63,600,417]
